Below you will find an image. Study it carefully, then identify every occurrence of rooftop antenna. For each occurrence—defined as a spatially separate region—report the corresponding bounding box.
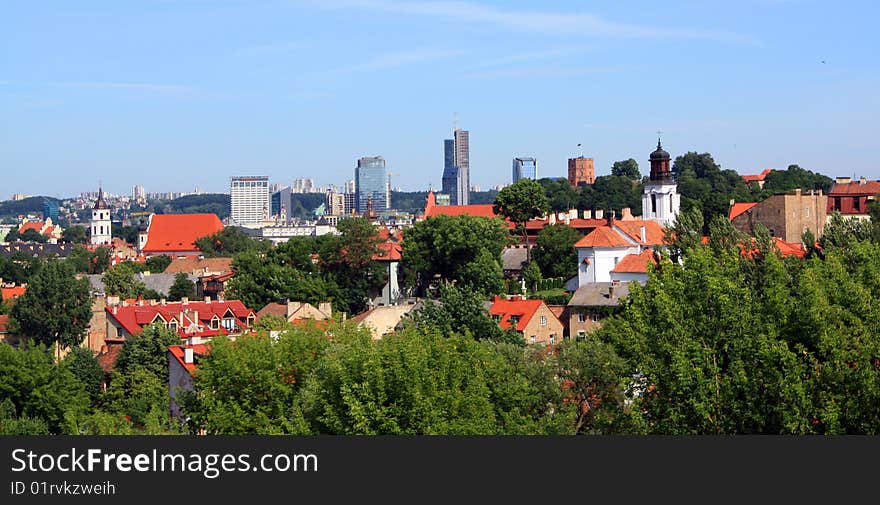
[577,143,583,158]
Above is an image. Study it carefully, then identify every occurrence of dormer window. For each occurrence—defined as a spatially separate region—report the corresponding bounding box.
[168,320,178,332]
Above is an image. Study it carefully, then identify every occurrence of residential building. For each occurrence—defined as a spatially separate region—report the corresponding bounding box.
[574,214,665,286]
[826,177,880,220]
[568,157,595,187]
[0,243,75,258]
[356,156,388,214]
[327,189,345,216]
[741,169,772,189]
[163,257,233,277]
[256,300,333,323]
[168,343,209,420]
[370,242,403,306]
[489,295,564,346]
[512,157,538,183]
[105,298,256,342]
[230,176,270,225]
[641,138,680,227]
[89,188,113,245]
[350,304,418,340]
[18,218,63,244]
[729,189,827,243]
[133,184,146,202]
[292,178,316,193]
[141,213,224,257]
[567,281,637,339]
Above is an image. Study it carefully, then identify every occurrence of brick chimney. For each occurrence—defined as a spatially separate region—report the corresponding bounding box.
[621,207,634,220]
[606,210,615,227]
[184,347,194,364]
[181,296,189,305]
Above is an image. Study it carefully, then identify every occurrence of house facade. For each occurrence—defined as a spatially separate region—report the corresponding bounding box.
[489,296,564,346]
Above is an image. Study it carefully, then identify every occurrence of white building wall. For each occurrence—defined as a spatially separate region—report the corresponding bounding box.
[577,246,640,286]
[642,183,680,227]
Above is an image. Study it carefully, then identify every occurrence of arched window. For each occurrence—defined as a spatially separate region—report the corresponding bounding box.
[651,194,657,214]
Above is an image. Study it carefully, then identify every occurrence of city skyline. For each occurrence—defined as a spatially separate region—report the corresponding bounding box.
[3,1,880,196]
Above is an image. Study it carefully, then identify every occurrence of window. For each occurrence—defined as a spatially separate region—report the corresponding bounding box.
[577,312,586,323]
[805,207,810,218]
[670,196,674,212]
[529,336,537,345]
[576,331,586,341]
[834,197,842,211]
[614,257,619,265]
[591,312,602,322]
[540,315,547,327]
[222,318,235,331]
[854,197,861,211]
[549,334,556,345]
[651,194,657,214]
[168,320,178,332]
[492,314,501,322]
[210,317,219,330]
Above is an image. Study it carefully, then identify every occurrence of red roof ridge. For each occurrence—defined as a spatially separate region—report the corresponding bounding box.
[729,202,759,221]
[610,249,658,273]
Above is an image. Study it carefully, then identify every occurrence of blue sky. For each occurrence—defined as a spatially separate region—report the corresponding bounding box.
[2,0,879,197]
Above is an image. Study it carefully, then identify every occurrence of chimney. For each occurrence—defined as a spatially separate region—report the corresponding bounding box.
[184,348,194,364]
[204,296,211,303]
[640,226,647,244]
[318,301,332,318]
[795,188,801,196]
[569,208,578,220]
[608,285,616,299]
[621,207,633,220]
[112,305,118,315]
[606,210,615,227]
[160,298,166,306]
[549,213,556,225]
[181,296,189,305]
[860,176,867,185]
[594,209,603,220]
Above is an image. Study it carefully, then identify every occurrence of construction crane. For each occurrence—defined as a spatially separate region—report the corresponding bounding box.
[387,172,400,209]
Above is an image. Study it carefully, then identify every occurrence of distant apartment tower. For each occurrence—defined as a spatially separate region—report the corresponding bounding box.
[292,178,316,193]
[568,157,595,187]
[327,189,345,216]
[355,157,387,214]
[230,176,270,225]
[132,184,146,201]
[441,128,470,205]
[512,157,538,183]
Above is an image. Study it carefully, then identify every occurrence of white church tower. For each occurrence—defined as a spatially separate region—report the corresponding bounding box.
[90,187,112,245]
[641,138,680,227]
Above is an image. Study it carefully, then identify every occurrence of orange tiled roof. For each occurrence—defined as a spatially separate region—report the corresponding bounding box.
[143,214,224,253]
[373,242,402,262]
[168,343,211,375]
[18,221,44,234]
[742,169,772,182]
[426,204,498,219]
[106,299,255,338]
[828,180,880,195]
[574,226,632,248]
[163,257,234,275]
[489,296,544,332]
[729,202,759,220]
[614,220,666,246]
[1,285,26,301]
[0,314,8,334]
[610,250,658,274]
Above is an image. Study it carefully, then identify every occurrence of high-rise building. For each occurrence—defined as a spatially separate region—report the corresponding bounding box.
[440,128,470,205]
[355,157,387,214]
[42,199,59,223]
[292,178,316,193]
[132,185,146,201]
[568,157,595,187]
[327,190,345,216]
[271,186,292,222]
[512,157,537,183]
[230,176,270,225]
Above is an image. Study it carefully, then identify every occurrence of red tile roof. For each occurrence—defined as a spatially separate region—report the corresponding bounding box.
[18,221,45,234]
[489,296,544,332]
[1,285,26,301]
[0,315,8,334]
[163,257,233,275]
[574,226,632,248]
[828,180,880,195]
[614,220,666,246]
[168,343,210,375]
[772,238,806,259]
[97,344,123,374]
[729,202,759,221]
[373,242,402,262]
[610,249,658,273]
[742,169,772,183]
[143,214,224,254]
[106,299,255,339]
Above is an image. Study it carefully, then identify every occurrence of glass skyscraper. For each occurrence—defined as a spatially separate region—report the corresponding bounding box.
[355,156,387,214]
[512,157,537,183]
[440,128,469,205]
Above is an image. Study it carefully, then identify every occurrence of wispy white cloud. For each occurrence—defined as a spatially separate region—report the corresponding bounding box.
[58,81,199,95]
[340,47,464,73]
[460,65,622,80]
[234,41,308,56]
[462,47,590,72]
[297,0,760,45]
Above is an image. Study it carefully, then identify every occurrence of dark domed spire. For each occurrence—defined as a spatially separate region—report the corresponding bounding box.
[94,186,109,210]
[648,137,673,183]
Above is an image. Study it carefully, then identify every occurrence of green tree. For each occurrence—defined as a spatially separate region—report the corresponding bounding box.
[195,227,270,257]
[144,255,172,273]
[0,343,89,433]
[4,228,20,242]
[673,152,753,230]
[494,178,550,261]
[66,245,110,274]
[318,217,387,315]
[537,178,580,212]
[407,283,517,344]
[114,323,181,378]
[579,175,644,216]
[19,228,47,243]
[101,263,146,299]
[168,273,196,302]
[402,214,509,296]
[10,261,92,350]
[111,225,139,245]
[61,226,88,244]
[65,347,104,405]
[533,224,581,279]
[762,165,833,194]
[611,159,641,180]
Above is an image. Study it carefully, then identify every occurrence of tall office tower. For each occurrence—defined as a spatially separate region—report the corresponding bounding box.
[454,128,469,205]
[512,157,538,183]
[42,199,60,223]
[230,176,270,225]
[441,138,461,205]
[355,157,387,214]
[344,179,356,194]
[567,157,595,187]
[271,186,292,222]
